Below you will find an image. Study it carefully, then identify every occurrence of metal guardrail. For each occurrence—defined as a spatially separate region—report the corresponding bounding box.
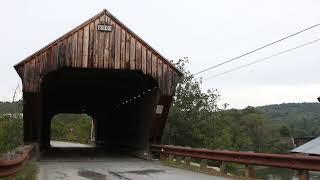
[151,144,319,179]
[151,144,320,171]
[0,145,34,177]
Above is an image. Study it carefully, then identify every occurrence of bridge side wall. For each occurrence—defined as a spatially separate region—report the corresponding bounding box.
[150,95,174,143]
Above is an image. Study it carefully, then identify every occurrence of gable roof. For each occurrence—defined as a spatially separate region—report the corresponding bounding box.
[291,136,320,155]
[14,9,183,76]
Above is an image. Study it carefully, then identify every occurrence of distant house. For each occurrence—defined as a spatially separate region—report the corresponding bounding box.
[293,137,317,147]
[291,136,320,156]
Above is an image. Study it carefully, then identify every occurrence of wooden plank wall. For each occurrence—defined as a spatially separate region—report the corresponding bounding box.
[17,12,180,96]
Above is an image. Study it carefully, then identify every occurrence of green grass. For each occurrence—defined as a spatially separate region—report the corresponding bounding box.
[1,161,38,180]
[161,160,233,178]
[160,159,254,180]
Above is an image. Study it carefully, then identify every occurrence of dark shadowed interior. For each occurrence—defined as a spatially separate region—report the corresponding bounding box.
[37,68,160,153]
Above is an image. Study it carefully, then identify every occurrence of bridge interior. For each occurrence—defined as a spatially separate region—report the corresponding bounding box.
[37,68,160,155]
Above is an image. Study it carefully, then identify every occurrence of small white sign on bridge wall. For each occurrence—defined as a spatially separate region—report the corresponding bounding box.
[156,105,164,114]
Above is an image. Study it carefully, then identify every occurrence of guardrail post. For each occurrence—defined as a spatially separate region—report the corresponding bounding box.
[176,156,182,164]
[245,164,255,178]
[160,153,167,161]
[244,164,256,178]
[168,154,174,163]
[298,170,309,180]
[185,157,191,166]
[220,162,227,174]
[200,159,207,170]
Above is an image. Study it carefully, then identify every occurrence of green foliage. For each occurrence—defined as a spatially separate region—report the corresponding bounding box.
[163,58,289,153]
[162,58,221,147]
[258,103,320,137]
[0,100,23,114]
[0,114,23,154]
[279,125,290,137]
[0,109,93,151]
[51,113,92,144]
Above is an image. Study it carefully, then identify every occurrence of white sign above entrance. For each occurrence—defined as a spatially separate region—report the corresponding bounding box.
[97,24,113,32]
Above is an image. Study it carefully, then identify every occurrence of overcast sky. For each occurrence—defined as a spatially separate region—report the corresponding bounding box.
[0,0,319,109]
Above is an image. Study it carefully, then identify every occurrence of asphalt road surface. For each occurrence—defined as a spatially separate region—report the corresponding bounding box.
[37,141,229,180]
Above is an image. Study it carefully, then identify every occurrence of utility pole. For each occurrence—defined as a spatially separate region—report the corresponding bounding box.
[11,84,21,120]
[90,119,94,142]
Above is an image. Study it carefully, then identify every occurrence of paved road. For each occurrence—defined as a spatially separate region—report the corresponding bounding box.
[50,141,94,148]
[38,141,229,180]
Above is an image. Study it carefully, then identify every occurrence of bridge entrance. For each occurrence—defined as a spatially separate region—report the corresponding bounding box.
[14,9,182,157]
[42,68,159,153]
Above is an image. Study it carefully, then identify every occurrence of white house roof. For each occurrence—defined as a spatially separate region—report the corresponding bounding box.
[291,136,320,155]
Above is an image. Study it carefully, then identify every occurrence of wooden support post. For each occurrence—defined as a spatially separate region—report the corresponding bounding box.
[23,92,42,144]
[185,157,191,166]
[176,156,182,164]
[245,164,255,178]
[220,162,227,175]
[168,154,174,163]
[298,170,309,180]
[41,113,51,150]
[160,153,167,161]
[31,143,40,161]
[200,159,207,170]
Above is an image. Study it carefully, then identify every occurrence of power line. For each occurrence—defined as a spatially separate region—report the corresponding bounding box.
[193,24,320,76]
[203,37,320,81]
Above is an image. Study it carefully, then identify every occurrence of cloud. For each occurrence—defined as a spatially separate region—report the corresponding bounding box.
[0,0,319,107]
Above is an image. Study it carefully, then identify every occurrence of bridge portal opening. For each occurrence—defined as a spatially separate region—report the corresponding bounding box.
[50,113,95,147]
[39,68,160,155]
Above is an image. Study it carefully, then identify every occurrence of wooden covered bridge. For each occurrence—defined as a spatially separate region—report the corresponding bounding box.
[14,9,182,156]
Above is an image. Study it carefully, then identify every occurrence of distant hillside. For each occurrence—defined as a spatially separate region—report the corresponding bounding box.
[0,100,22,114]
[1,100,320,137]
[257,103,320,137]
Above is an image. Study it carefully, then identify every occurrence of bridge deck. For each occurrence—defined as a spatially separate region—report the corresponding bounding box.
[38,142,229,180]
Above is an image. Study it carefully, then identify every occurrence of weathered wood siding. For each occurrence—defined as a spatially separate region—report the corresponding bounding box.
[14,10,181,96]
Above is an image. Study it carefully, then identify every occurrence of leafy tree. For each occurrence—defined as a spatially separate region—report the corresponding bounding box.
[258,103,320,137]
[279,125,290,137]
[162,58,220,147]
[163,58,289,153]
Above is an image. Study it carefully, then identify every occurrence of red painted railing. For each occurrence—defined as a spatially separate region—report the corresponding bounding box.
[150,144,320,171]
[0,145,34,177]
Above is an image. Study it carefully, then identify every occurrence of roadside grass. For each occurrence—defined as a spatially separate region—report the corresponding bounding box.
[1,161,38,180]
[160,160,251,180]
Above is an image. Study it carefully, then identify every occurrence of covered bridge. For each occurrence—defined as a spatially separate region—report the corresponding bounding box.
[14,9,182,156]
